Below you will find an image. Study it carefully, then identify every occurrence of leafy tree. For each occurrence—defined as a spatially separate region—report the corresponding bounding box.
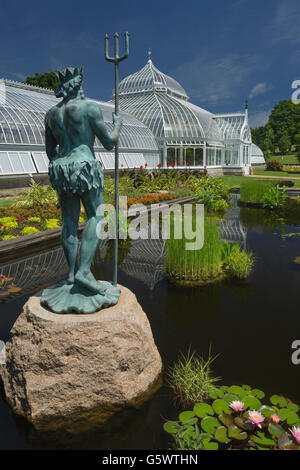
[23,71,58,90]
[252,99,300,155]
[277,128,291,154]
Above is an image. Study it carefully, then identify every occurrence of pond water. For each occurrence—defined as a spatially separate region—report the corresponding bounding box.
[0,200,300,449]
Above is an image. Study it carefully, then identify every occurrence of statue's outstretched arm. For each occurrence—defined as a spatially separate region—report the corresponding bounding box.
[45,119,57,161]
[88,103,122,151]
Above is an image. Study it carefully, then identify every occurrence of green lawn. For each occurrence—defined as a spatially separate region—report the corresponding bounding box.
[0,198,17,208]
[253,169,296,177]
[220,174,300,188]
[270,155,298,164]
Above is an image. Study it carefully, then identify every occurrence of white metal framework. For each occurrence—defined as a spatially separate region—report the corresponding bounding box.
[0,79,160,175]
[0,62,264,176]
[116,59,261,169]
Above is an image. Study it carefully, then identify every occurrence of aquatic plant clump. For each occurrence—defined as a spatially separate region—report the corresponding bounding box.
[164,384,300,450]
[263,186,287,209]
[240,180,274,204]
[167,350,220,408]
[224,249,254,280]
[165,220,254,283]
[165,217,223,282]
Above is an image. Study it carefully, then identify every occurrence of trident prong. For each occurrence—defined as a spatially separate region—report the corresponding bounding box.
[104,32,129,287]
[105,31,129,64]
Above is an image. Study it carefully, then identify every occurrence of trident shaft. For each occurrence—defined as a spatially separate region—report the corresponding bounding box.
[105,32,129,286]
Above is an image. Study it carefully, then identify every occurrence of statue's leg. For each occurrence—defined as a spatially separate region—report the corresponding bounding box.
[59,191,80,284]
[75,188,107,294]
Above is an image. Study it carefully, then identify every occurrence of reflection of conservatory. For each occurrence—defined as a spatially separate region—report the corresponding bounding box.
[115,59,261,173]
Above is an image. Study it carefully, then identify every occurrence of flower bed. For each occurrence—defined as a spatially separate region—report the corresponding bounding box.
[0,193,177,242]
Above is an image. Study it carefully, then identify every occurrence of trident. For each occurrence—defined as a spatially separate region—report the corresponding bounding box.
[105,31,129,287]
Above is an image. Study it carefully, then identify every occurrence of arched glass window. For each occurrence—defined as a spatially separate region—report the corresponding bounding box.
[216,149,222,165]
[195,148,203,166]
[185,148,194,166]
[167,147,176,165]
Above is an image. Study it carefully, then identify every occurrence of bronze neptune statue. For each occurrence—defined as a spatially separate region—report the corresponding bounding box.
[41,67,122,313]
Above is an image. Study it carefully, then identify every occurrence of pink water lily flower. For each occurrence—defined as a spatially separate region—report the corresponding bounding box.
[290,426,300,444]
[230,400,244,412]
[248,410,265,428]
[270,414,280,424]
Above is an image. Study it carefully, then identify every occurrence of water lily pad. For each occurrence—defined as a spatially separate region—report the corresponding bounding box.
[287,402,299,412]
[228,424,247,440]
[242,384,252,392]
[243,396,262,410]
[215,426,230,443]
[163,421,180,434]
[201,416,220,434]
[203,438,219,450]
[227,385,247,398]
[278,408,291,421]
[251,433,276,447]
[268,422,285,439]
[251,389,265,399]
[234,416,253,431]
[270,395,287,408]
[278,432,294,450]
[223,393,240,404]
[212,399,231,415]
[179,411,195,423]
[194,403,214,418]
[218,413,234,428]
[208,387,224,399]
[259,405,276,418]
[287,411,300,425]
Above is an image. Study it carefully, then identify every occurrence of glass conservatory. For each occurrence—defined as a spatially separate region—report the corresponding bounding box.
[0,79,160,176]
[0,63,264,177]
[115,59,262,171]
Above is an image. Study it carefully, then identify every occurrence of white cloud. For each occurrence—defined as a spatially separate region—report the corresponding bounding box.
[171,52,259,107]
[265,0,300,45]
[249,110,271,128]
[249,82,269,99]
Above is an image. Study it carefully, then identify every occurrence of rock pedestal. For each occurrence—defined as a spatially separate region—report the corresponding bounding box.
[0,285,162,432]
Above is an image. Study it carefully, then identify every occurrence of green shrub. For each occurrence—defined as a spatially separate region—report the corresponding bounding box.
[1,234,17,240]
[221,241,240,262]
[16,179,58,209]
[45,218,60,230]
[164,385,300,450]
[28,217,41,223]
[167,350,220,408]
[21,226,39,235]
[263,187,287,209]
[224,250,254,279]
[0,218,18,229]
[266,160,283,171]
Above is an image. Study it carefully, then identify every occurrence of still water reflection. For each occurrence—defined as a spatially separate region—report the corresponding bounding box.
[0,202,300,449]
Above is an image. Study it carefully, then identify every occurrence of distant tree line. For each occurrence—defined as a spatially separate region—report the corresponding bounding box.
[23,71,58,91]
[251,100,300,158]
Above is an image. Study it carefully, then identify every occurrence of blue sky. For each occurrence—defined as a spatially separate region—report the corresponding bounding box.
[1,0,300,128]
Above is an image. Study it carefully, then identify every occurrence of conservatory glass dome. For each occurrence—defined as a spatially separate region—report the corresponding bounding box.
[118,59,188,100]
[0,79,158,151]
[116,60,223,146]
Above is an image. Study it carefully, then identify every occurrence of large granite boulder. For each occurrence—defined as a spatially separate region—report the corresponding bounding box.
[0,285,162,432]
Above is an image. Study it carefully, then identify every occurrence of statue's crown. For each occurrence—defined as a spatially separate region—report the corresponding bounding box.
[55,67,83,83]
